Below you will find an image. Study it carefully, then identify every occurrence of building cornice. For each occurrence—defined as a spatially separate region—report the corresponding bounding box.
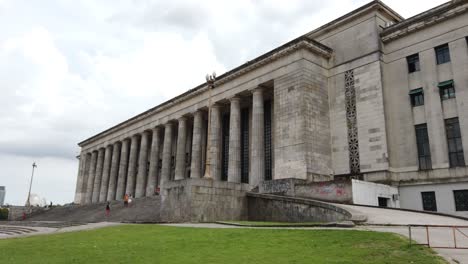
[78,36,332,147]
[381,0,468,43]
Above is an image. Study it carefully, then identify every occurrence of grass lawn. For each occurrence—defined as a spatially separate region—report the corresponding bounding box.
[0,225,446,264]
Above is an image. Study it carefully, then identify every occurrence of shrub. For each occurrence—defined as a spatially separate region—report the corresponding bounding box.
[0,208,9,220]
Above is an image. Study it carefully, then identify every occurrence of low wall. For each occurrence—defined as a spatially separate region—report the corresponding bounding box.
[259,178,353,203]
[247,193,352,222]
[7,206,45,221]
[160,178,250,222]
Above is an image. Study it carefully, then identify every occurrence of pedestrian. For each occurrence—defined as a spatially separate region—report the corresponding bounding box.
[128,194,133,207]
[105,201,110,217]
[124,193,129,207]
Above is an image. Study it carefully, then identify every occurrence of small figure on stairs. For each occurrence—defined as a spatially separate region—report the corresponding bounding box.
[105,201,110,217]
[123,193,129,208]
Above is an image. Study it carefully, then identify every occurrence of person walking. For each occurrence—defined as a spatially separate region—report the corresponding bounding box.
[123,193,129,208]
[105,201,110,217]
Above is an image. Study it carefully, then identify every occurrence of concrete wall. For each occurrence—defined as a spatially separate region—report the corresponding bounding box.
[399,181,468,217]
[247,193,352,223]
[352,179,399,207]
[160,178,249,222]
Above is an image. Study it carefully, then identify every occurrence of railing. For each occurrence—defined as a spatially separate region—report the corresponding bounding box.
[408,224,468,249]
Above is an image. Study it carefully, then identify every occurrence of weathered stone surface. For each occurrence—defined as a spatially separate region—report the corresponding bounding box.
[135,132,150,198]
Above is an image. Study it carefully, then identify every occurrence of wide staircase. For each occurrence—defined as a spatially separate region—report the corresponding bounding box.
[26,196,162,223]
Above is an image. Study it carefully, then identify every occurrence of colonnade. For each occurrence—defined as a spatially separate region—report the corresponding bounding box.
[75,87,271,204]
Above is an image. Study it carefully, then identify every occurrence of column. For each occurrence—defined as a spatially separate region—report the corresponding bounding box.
[228,97,241,183]
[251,88,265,187]
[147,127,161,196]
[99,145,113,202]
[161,123,173,186]
[107,142,121,201]
[126,135,139,196]
[116,139,130,200]
[135,132,150,198]
[73,151,87,204]
[207,104,222,180]
[85,151,98,204]
[175,117,188,180]
[190,111,203,179]
[92,148,105,203]
[80,153,91,204]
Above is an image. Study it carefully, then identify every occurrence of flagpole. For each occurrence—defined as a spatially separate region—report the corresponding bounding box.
[25,162,37,207]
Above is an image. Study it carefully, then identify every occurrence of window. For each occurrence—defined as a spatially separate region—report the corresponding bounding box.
[454,190,468,211]
[439,80,455,100]
[409,88,424,106]
[445,118,465,167]
[415,124,432,170]
[406,54,420,73]
[435,44,451,64]
[421,191,437,211]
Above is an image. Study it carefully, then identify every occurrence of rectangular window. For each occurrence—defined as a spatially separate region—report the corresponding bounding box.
[438,80,455,100]
[435,44,451,64]
[415,124,432,170]
[421,191,437,211]
[409,88,424,106]
[454,190,468,211]
[406,54,420,73]
[445,118,465,167]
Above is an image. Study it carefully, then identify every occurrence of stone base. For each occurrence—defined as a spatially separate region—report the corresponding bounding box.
[160,178,251,222]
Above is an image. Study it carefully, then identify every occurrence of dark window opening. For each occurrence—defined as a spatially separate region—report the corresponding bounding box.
[454,190,468,211]
[435,44,451,64]
[264,100,273,181]
[445,118,465,167]
[409,88,424,106]
[415,124,432,170]
[378,197,388,207]
[240,109,249,184]
[406,54,420,73]
[439,80,455,100]
[421,191,437,211]
[221,114,230,181]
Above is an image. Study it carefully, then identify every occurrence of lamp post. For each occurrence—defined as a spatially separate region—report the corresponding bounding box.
[203,72,216,179]
[25,162,37,207]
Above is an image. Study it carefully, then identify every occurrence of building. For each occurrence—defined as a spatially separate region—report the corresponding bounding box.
[0,186,5,206]
[74,0,468,218]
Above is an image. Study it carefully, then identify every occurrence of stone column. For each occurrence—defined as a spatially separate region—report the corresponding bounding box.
[228,97,242,183]
[207,104,222,180]
[190,111,203,179]
[161,123,173,186]
[99,145,113,202]
[147,127,161,196]
[135,132,150,198]
[85,151,98,204]
[92,148,105,203]
[126,135,139,196]
[80,153,91,204]
[251,88,265,187]
[73,151,87,204]
[107,142,121,201]
[116,139,130,200]
[175,117,188,180]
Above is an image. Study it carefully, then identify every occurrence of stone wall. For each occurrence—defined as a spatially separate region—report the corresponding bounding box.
[247,193,351,222]
[160,178,250,222]
[7,206,45,221]
[259,178,353,203]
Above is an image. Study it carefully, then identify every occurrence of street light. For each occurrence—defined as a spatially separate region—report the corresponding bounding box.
[25,162,37,207]
[203,72,216,179]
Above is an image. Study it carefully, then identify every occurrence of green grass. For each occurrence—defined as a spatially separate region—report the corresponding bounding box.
[0,225,446,264]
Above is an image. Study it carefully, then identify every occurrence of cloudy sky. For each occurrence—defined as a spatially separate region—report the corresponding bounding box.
[0,0,447,205]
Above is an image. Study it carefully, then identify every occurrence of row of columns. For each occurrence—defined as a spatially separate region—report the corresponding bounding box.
[76,87,268,204]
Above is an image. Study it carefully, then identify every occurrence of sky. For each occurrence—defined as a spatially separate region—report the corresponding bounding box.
[0,0,448,205]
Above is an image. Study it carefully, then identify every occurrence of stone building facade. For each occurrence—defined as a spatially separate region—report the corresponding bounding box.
[74,0,468,216]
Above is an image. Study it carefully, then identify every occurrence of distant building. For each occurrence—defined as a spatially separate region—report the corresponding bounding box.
[0,186,5,206]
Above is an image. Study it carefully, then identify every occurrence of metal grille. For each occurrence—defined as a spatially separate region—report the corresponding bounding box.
[264,100,272,181]
[345,70,360,174]
[221,114,230,181]
[241,109,249,183]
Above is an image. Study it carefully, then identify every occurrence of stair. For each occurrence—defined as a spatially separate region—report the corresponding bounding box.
[26,196,162,223]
